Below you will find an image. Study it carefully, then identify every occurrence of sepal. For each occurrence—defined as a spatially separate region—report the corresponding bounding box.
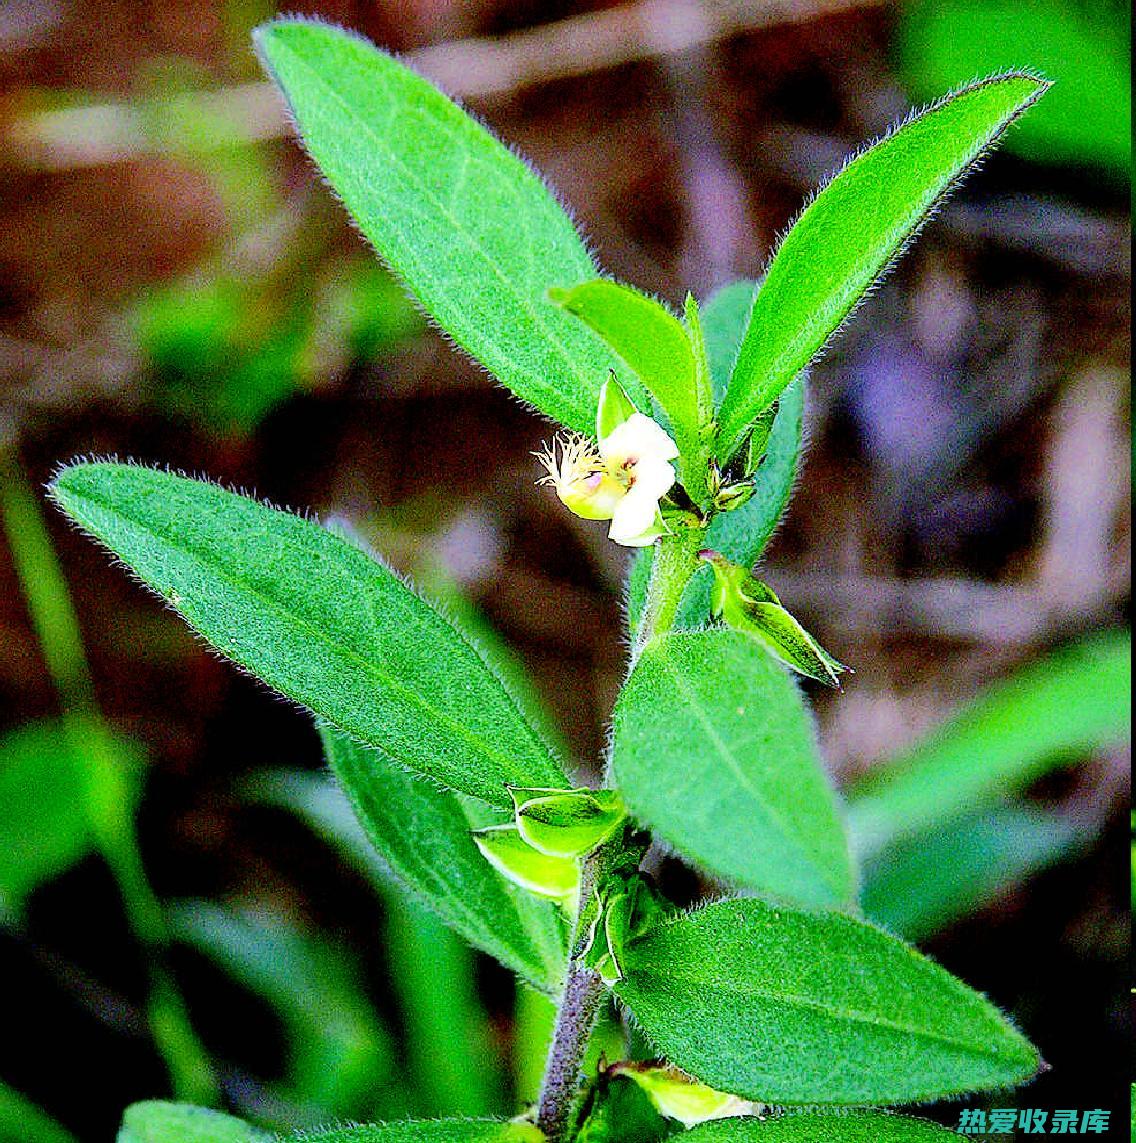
[608,1062,754,1127]
[596,372,639,439]
[509,786,626,858]
[701,550,850,688]
[472,823,579,906]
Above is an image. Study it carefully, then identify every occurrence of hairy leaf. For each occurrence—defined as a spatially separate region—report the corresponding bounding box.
[255,18,634,433]
[848,630,1131,855]
[611,630,854,908]
[552,280,702,485]
[321,727,567,990]
[117,1102,269,1143]
[716,74,1049,462]
[614,897,1040,1103]
[682,1112,966,1141]
[50,463,566,806]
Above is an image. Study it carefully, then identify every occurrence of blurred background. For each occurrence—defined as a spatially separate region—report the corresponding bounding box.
[0,0,1130,1139]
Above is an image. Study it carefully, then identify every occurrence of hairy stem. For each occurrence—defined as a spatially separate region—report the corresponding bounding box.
[535,842,618,1142]
[633,525,707,657]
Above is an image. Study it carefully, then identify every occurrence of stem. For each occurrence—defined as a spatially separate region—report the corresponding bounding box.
[535,842,617,1142]
[633,525,707,657]
[0,452,218,1105]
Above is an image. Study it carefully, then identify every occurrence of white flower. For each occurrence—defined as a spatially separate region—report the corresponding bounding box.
[537,412,679,547]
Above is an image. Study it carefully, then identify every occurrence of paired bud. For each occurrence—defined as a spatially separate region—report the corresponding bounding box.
[700,550,851,688]
[582,873,671,985]
[508,786,626,858]
[608,1063,755,1127]
[474,787,627,909]
[536,377,677,547]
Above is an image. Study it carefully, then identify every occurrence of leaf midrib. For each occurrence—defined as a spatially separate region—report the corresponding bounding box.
[64,480,548,798]
[628,942,1023,1065]
[275,32,598,417]
[652,639,847,901]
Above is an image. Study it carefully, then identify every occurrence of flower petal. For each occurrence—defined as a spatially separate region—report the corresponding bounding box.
[610,483,666,544]
[599,413,679,466]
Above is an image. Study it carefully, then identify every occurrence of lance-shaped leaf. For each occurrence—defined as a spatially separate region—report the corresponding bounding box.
[118,1102,270,1143]
[613,898,1040,1104]
[320,728,567,990]
[627,283,806,635]
[703,552,849,688]
[716,74,1049,463]
[255,18,636,434]
[552,281,703,490]
[681,1112,968,1141]
[284,1123,544,1143]
[49,463,567,808]
[611,630,854,908]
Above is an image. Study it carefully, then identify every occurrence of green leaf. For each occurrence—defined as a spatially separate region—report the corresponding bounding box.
[0,719,142,918]
[0,1081,77,1143]
[701,280,756,407]
[117,1102,269,1143]
[625,282,806,635]
[716,74,1049,462]
[170,901,396,1116]
[896,0,1130,178]
[861,806,1083,941]
[847,630,1131,855]
[284,1123,543,1143]
[552,280,702,486]
[613,897,1040,1104]
[681,1112,966,1141]
[320,728,566,990]
[49,462,566,807]
[255,18,634,433]
[611,630,854,908]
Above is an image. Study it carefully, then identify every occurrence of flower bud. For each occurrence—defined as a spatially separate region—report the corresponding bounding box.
[508,786,626,858]
[471,823,579,905]
[700,550,850,688]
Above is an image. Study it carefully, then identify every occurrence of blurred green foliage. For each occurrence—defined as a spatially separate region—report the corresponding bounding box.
[171,901,399,1126]
[852,631,1131,938]
[0,1082,77,1143]
[896,0,1131,179]
[0,719,142,920]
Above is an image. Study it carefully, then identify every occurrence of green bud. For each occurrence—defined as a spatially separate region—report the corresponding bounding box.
[713,480,755,513]
[609,1063,752,1127]
[700,550,850,688]
[509,786,626,858]
[471,823,579,905]
[584,873,671,985]
[596,371,639,439]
